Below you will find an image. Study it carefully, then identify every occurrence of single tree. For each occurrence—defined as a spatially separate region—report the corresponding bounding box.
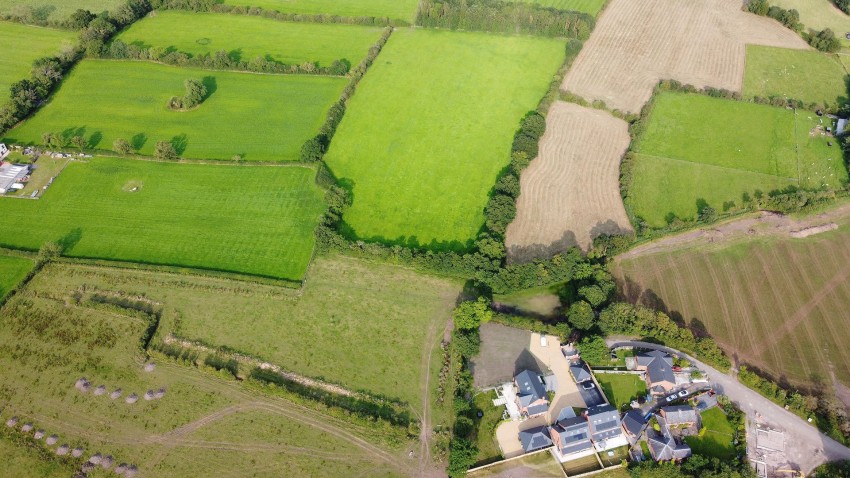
[113,138,132,155]
[453,297,492,331]
[41,132,54,148]
[154,141,177,161]
[568,300,594,331]
[71,135,86,151]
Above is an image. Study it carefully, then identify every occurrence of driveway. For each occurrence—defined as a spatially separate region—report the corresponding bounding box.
[608,340,850,474]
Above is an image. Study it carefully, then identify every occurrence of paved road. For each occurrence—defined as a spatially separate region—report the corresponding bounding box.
[608,340,850,474]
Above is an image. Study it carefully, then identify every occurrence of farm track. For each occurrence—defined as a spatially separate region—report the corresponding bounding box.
[562,0,808,113]
[506,102,631,260]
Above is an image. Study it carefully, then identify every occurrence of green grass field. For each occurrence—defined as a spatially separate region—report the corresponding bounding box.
[0,253,33,300]
[744,46,847,107]
[473,391,503,465]
[0,263,407,476]
[4,60,346,161]
[518,0,606,15]
[0,433,76,477]
[595,373,647,410]
[325,29,565,247]
[630,92,848,226]
[0,22,75,97]
[685,408,736,460]
[117,11,383,67]
[221,0,420,22]
[0,158,325,280]
[772,0,850,47]
[0,0,121,22]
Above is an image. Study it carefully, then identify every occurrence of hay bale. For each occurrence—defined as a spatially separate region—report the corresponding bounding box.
[89,453,102,464]
[94,385,106,396]
[154,388,166,399]
[56,444,69,456]
[74,378,88,390]
[125,393,138,404]
[81,462,95,473]
[115,463,128,475]
[80,382,91,393]
[71,447,84,458]
[110,389,123,400]
[34,429,45,440]
[125,465,138,477]
[101,455,113,469]
[6,416,18,427]
[21,423,33,432]
[46,434,58,445]
[144,362,156,372]
[143,390,154,401]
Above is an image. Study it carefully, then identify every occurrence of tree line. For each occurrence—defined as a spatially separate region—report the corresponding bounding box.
[746,0,841,52]
[416,0,594,38]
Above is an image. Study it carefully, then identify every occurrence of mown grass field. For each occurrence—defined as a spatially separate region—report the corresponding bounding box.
[612,216,850,388]
[772,0,850,47]
[0,253,33,300]
[630,92,847,226]
[0,158,325,280]
[0,0,121,22]
[4,60,346,161]
[0,435,75,478]
[325,29,565,247]
[117,11,383,67]
[0,22,75,97]
[46,255,460,409]
[744,46,847,107]
[519,0,607,15]
[221,0,420,22]
[0,264,407,477]
[685,408,736,460]
[595,373,647,410]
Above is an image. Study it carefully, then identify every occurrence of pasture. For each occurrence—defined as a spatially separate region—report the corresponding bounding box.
[0,263,409,476]
[744,46,847,107]
[4,60,346,161]
[685,407,736,460]
[611,215,850,389]
[0,0,121,22]
[117,11,383,67]
[517,0,606,16]
[0,22,75,97]
[0,435,75,477]
[629,92,847,226]
[0,158,325,280]
[220,0,420,22]
[46,255,461,410]
[772,0,850,47]
[324,29,565,247]
[0,253,33,300]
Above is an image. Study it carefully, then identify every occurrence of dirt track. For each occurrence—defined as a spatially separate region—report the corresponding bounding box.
[505,102,632,261]
[562,0,809,113]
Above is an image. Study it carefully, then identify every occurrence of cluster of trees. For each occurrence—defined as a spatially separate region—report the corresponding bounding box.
[806,28,842,53]
[416,0,593,38]
[76,1,154,56]
[105,40,351,76]
[746,0,840,52]
[168,78,207,110]
[207,3,408,26]
[835,0,850,15]
[0,55,78,134]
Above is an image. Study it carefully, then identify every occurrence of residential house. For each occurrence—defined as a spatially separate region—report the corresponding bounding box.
[549,415,594,458]
[569,364,592,383]
[585,404,629,450]
[635,350,676,395]
[647,415,691,461]
[660,405,700,429]
[514,369,549,418]
[621,409,647,444]
[519,425,553,453]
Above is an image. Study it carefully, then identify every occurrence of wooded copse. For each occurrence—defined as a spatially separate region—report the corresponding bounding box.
[168,78,207,110]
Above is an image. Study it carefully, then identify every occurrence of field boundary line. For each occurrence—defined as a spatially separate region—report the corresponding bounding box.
[633,152,799,181]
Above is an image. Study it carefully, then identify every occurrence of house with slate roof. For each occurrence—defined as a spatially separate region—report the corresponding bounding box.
[660,405,700,429]
[514,369,549,418]
[635,350,675,395]
[569,364,592,383]
[647,415,691,462]
[585,404,629,451]
[621,409,647,444]
[519,425,553,453]
[549,415,594,459]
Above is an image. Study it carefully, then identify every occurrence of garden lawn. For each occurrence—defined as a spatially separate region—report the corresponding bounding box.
[0,0,122,22]
[685,407,736,460]
[0,22,75,97]
[595,373,647,410]
[629,92,848,226]
[0,254,33,300]
[325,29,565,247]
[117,11,383,67]
[4,60,346,161]
[744,45,847,107]
[473,391,504,465]
[0,158,325,280]
[518,0,606,15]
[221,0,420,22]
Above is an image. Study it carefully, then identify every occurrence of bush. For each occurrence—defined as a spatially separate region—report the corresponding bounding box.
[154,141,178,160]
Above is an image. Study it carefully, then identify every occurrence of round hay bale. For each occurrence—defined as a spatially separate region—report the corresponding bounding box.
[74,378,88,390]
[89,453,102,464]
[6,416,18,427]
[34,429,45,440]
[125,465,138,477]
[143,390,154,401]
[56,444,69,456]
[81,462,95,473]
[115,463,128,475]
[144,362,156,372]
[71,447,84,458]
[21,422,33,432]
[80,382,91,393]
[46,434,58,445]
[154,388,166,399]
[94,385,106,396]
[110,389,123,400]
[125,393,138,404]
[101,455,113,469]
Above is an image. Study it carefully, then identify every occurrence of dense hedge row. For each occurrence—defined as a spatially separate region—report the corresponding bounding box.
[417,0,593,38]
[746,0,840,52]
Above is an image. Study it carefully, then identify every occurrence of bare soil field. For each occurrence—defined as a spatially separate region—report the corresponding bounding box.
[506,102,632,261]
[562,0,809,113]
[611,204,850,390]
[472,323,535,388]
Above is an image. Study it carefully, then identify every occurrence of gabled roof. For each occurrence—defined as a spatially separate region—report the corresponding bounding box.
[586,404,623,442]
[636,350,672,367]
[622,410,646,437]
[661,405,699,425]
[570,364,592,383]
[647,429,691,461]
[638,351,675,386]
[526,403,549,416]
[516,369,546,403]
[557,407,577,421]
[552,416,593,455]
[519,426,553,452]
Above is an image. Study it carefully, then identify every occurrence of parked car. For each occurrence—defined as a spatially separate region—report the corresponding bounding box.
[678,389,689,398]
[665,394,676,402]
[582,382,595,390]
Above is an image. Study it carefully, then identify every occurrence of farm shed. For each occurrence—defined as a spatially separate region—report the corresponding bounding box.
[0,162,30,194]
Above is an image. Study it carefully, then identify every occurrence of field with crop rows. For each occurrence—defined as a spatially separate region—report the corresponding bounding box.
[0,158,325,280]
[117,11,383,67]
[221,0,420,22]
[629,92,847,226]
[4,60,346,161]
[743,46,848,108]
[0,22,75,97]
[325,29,565,247]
